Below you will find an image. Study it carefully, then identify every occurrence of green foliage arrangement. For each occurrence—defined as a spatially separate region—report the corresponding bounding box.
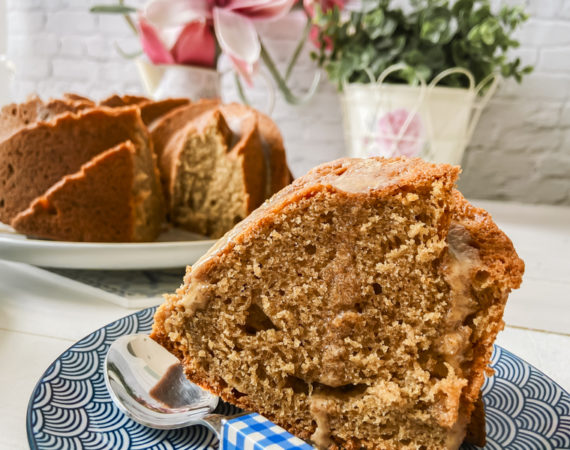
[312,0,533,90]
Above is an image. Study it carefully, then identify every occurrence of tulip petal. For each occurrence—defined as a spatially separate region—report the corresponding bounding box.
[171,21,217,67]
[144,0,211,28]
[138,16,175,65]
[229,56,258,86]
[214,7,260,68]
[228,0,297,20]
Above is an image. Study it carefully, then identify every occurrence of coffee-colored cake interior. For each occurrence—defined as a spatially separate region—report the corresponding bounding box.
[167,110,259,238]
[152,158,524,449]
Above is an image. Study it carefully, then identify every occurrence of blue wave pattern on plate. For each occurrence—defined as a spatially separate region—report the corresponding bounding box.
[27,307,240,450]
[462,346,570,450]
[27,307,570,449]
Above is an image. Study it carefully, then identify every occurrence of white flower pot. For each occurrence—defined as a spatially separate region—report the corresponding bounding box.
[136,59,221,101]
[341,67,498,165]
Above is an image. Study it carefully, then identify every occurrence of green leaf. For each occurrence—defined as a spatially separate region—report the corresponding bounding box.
[376,16,398,38]
[480,18,499,45]
[363,9,386,39]
[313,0,532,91]
[90,4,137,14]
[452,0,474,16]
[469,4,492,27]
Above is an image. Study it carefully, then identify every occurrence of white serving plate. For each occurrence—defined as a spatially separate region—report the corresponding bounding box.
[0,224,216,270]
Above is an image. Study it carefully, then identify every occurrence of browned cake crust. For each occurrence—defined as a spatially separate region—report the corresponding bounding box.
[151,100,220,156]
[215,105,266,215]
[11,142,156,242]
[62,93,95,104]
[139,98,190,126]
[218,104,293,197]
[151,157,523,449]
[0,95,92,142]
[0,106,164,232]
[99,94,150,107]
[150,99,222,206]
[464,394,486,447]
[257,110,294,189]
[99,94,190,126]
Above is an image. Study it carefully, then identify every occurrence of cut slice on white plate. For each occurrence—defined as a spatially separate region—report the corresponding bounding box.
[0,223,216,270]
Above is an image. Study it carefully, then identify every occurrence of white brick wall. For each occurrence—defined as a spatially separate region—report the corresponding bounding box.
[0,0,6,54]
[4,0,570,205]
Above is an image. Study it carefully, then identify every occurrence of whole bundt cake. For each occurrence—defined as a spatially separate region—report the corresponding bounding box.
[151,157,524,449]
[0,94,292,242]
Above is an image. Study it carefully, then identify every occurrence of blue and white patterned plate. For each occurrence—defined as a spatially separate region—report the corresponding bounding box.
[27,307,570,449]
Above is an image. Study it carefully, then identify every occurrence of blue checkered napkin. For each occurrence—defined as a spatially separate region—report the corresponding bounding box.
[221,412,314,450]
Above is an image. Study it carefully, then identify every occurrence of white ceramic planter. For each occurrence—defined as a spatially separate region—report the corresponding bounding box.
[341,67,498,165]
[136,58,276,115]
[136,59,221,101]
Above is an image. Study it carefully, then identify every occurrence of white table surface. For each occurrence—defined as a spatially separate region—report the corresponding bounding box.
[1,199,569,449]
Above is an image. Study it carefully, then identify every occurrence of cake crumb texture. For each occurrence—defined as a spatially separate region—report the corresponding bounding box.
[152,157,524,449]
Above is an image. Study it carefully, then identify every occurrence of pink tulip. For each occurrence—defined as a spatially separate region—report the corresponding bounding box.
[139,15,216,67]
[139,0,297,82]
[172,21,217,67]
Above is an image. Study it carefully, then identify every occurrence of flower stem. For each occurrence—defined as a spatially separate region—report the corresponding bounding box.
[285,17,312,82]
[114,42,143,59]
[123,14,139,35]
[260,40,320,105]
[234,73,250,106]
[118,0,138,35]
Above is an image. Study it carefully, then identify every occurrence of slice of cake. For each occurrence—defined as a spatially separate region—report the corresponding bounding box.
[151,157,524,449]
[12,141,160,242]
[0,106,163,231]
[151,101,291,238]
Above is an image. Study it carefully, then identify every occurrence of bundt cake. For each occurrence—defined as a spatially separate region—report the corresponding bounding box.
[151,100,292,238]
[0,94,292,242]
[12,141,160,242]
[0,95,92,142]
[151,157,524,449]
[0,106,164,241]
